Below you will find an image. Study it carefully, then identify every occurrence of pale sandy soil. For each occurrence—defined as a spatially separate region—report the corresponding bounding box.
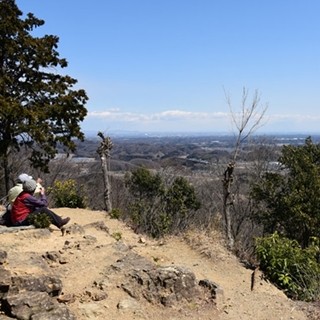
[0,208,318,320]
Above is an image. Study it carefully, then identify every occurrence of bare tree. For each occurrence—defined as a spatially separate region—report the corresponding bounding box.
[97,132,113,212]
[222,87,267,250]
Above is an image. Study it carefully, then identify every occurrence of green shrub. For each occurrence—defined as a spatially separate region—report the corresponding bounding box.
[125,168,201,238]
[109,208,122,219]
[49,179,87,208]
[255,232,320,301]
[27,213,52,228]
[112,232,122,241]
[128,201,171,238]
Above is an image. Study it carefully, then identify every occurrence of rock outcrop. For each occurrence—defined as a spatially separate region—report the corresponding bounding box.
[0,219,220,319]
[0,256,75,319]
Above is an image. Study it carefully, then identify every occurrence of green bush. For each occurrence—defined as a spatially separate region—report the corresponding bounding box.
[125,168,201,238]
[251,137,320,248]
[112,232,122,241]
[128,201,172,238]
[255,232,320,301]
[109,208,122,219]
[27,213,52,228]
[49,179,87,208]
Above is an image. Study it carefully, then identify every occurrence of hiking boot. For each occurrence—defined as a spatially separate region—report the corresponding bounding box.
[59,217,70,229]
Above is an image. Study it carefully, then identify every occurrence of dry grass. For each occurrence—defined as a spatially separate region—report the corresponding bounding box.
[182,227,230,262]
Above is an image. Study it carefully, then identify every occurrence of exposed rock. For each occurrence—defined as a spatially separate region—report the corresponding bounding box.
[64,223,85,235]
[199,278,224,304]
[0,263,75,319]
[57,293,76,304]
[108,252,218,308]
[78,302,105,319]
[31,305,76,320]
[127,265,201,306]
[63,236,97,252]
[58,256,68,264]
[0,268,11,299]
[0,268,11,286]
[112,241,131,252]
[8,251,51,273]
[42,251,61,263]
[22,229,51,239]
[0,251,7,265]
[199,279,221,299]
[84,221,109,233]
[93,279,110,291]
[3,291,56,319]
[9,275,63,296]
[0,225,35,234]
[138,237,146,244]
[42,251,68,265]
[109,252,154,273]
[84,289,108,302]
[63,240,82,251]
[117,297,141,310]
[82,235,97,244]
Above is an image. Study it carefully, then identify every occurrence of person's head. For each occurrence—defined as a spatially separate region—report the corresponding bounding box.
[17,173,32,184]
[22,179,37,194]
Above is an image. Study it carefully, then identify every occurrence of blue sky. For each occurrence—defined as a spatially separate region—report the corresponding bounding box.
[17,1,320,135]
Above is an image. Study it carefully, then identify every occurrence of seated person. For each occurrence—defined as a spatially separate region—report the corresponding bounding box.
[11,179,70,229]
[2,173,41,226]
[8,173,33,205]
[1,173,32,226]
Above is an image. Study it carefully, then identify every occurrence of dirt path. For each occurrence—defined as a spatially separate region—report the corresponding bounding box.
[134,235,307,320]
[0,208,314,319]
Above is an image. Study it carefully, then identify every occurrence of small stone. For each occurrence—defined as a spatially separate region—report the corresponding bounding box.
[117,298,140,310]
[138,237,146,244]
[0,250,8,265]
[57,293,76,304]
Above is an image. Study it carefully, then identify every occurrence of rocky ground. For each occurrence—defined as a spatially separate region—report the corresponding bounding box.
[0,208,319,320]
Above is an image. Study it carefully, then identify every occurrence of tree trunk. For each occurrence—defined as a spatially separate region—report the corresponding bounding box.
[99,153,112,212]
[222,162,235,249]
[97,132,113,213]
[221,88,267,250]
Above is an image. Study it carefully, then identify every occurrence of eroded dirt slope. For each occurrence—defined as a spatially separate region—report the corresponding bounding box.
[0,208,317,320]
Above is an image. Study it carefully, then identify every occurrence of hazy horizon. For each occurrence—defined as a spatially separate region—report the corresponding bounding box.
[83,129,320,139]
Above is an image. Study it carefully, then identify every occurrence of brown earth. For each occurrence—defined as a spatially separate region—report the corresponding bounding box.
[0,208,319,320]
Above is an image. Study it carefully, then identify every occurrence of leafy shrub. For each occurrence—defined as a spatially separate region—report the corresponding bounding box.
[27,213,52,228]
[109,208,122,219]
[49,179,86,208]
[251,137,320,248]
[112,232,122,241]
[125,168,201,238]
[255,232,320,301]
[125,167,164,200]
[128,201,171,238]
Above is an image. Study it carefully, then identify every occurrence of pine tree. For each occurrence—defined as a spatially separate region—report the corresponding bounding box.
[251,137,320,247]
[0,0,88,192]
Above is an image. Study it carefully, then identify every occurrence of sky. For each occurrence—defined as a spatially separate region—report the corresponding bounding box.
[16,1,320,135]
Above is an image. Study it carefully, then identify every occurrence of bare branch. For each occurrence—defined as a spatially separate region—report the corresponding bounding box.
[221,87,268,250]
[225,87,268,161]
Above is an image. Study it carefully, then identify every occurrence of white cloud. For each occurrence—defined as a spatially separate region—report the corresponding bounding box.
[85,109,320,133]
[88,109,228,122]
[270,113,320,122]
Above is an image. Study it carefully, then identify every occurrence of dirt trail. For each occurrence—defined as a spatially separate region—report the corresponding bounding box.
[0,208,314,319]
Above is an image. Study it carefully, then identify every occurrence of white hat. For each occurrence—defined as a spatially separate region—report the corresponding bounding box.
[18,173,33,183]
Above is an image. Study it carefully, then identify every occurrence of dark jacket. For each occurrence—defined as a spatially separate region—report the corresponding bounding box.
[11,191,48,225]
